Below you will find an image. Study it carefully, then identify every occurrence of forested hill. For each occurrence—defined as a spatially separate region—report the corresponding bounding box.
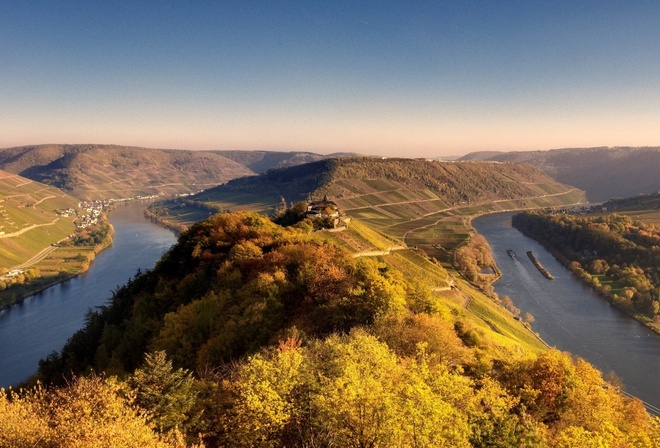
[32,211,660,446]
[0,144,254,200]
[158,157,583,234]
[198,157,577,205]
[459,146,660,202]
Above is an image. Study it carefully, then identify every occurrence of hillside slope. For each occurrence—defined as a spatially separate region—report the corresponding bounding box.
[154,158,585,238]
[213,150,324,173]
[0,170,78,267]
[0,144,255,200]
[460,146,660,202]
[37,211,658,447]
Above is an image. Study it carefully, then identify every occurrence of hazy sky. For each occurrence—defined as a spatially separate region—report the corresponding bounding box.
[2,1,660,157]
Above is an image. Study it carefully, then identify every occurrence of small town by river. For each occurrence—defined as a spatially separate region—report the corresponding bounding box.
[0,202,177,387]
[473,212,660,412]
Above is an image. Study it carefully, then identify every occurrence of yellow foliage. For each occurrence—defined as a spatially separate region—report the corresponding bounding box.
[0,377,200,448]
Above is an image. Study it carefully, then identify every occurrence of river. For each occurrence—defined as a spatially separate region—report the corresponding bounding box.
[473,212,660,410]
[0,202,177,387]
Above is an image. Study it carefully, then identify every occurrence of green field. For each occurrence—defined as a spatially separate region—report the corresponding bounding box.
[0,172,79,267]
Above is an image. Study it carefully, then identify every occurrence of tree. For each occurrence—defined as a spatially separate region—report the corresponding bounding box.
[501,295,520,317]
[0,376,191,447]
[129,351,199,434]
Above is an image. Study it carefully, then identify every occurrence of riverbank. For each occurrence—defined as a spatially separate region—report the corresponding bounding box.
[510,215,660,336]
[472,212,660,412]
[143,206,185,235]
[0,220,114,311]
[542,241,660,335]
[0,202,178,387]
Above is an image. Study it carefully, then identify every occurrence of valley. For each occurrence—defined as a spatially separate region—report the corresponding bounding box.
[1,146,659,446]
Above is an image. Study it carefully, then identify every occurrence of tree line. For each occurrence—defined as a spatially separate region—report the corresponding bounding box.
[512,211,660,320]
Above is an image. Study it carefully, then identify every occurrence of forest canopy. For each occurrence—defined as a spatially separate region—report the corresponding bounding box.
[14,211,658,447]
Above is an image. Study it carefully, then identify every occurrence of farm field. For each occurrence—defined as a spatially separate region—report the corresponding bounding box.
[0,171,79,267]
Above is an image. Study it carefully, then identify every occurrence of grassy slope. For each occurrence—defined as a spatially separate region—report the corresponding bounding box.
[0,170,78,267]
[0,144,255,200]
[315,220,547,355]
[605,193,660,225]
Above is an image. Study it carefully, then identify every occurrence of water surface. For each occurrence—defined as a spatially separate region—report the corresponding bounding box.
[473,212,660,409]
[0,202,176,387]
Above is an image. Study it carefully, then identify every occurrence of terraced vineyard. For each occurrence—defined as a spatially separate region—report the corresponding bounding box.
[150,158,586,262]
[323,167,585,265]
[0,144,255,201]
[0,170,78,267]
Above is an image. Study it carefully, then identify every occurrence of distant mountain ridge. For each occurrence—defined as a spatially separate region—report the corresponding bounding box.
[0,144,255,200]
[459,146,660,202]
[215,150,359,173]
[0,144,351,201]
[205,157,578,204]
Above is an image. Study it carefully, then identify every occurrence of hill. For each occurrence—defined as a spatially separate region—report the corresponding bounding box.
[34,211,659,447]
[0,169,78,267]
[150,158,585,258]
[459,146,660,202]
[0,144,255,200]
[214,150,359,173]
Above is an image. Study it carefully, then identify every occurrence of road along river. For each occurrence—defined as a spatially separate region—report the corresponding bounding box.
[0,202,177,387]
[473,212,660,412]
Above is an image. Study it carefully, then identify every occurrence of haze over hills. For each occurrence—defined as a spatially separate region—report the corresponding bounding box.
[460,147,660,202]
[215,150,359,174]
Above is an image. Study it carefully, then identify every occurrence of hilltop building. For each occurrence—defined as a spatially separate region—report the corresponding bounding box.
[306,195,339,219]
[305,195,343,229]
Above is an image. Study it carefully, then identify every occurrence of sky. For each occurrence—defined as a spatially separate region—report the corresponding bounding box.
[2,1,660,158]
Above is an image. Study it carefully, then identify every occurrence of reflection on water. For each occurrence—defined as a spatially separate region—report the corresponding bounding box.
[473,212,660,409]
[0,203,177,387]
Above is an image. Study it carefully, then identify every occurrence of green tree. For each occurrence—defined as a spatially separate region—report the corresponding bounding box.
[129,351,199,434]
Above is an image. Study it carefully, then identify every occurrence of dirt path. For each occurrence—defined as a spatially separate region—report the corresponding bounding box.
[32,195,56,206]
[352,246,407,258]
[0,218,60,239]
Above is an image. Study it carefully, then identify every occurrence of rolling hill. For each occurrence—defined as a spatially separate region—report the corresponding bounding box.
[35,210,657,447]
[459,146,660,202]
[0,144,255,200]
[152,158,585,246]
[0,170,79,267]
[214,150,359,173]
[0,145,360,201]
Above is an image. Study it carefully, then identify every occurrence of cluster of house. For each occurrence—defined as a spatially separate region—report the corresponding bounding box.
[305,196,340,219]
[76,201,105,229]
[58,208,76,218]
[1,269,24,280]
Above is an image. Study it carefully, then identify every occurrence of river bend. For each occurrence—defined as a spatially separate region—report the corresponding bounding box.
[0,203,177,387]
[473,212,660,410]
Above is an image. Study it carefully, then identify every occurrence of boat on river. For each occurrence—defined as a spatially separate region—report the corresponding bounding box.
[507,249,516,258]
[526,250,554,279]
